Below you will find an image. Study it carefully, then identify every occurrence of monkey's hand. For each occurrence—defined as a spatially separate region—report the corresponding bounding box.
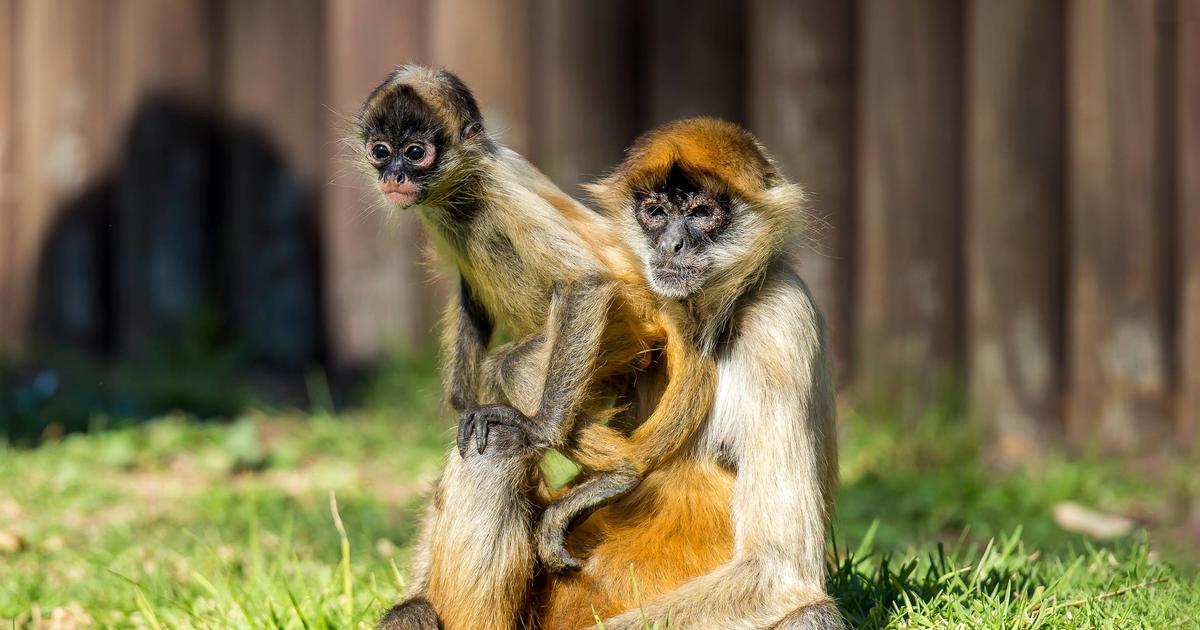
[456,404,546,458]
[535,501,582,573]
[378,596,441,630]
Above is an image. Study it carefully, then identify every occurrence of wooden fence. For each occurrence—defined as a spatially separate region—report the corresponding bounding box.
[0,0,1196,455]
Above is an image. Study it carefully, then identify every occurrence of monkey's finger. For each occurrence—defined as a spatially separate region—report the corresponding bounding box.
[475,415,489,454]
[456,413,473,458]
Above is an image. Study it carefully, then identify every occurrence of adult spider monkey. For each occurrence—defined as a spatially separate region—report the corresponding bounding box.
[563,118,844,629]
[478,118,845,630]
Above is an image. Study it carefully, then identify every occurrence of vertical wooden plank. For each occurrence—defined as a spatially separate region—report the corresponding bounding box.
[1067,0,1174,452]
[323,0,434,366]
[967,0,1066,459]
[432,0,533,154]
[531,0,640,193]
[9,0,111,352]
[0,0,16,351]
[222,0,323,179]
[857,0,964,396]
[645,0,747,126]
[1179,0,1200,447]
[108,0,217,356]
[108,0,216,126]
[748,0,854,381]
[222,0,324,365]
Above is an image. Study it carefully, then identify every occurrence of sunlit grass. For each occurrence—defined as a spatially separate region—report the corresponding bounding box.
[1,360,1197,628]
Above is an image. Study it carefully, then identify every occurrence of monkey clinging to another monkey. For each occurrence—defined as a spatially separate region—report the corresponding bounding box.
[356,65,719,629]
[357,66,843,629]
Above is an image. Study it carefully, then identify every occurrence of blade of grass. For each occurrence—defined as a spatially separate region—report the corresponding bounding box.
[329,491,354,624]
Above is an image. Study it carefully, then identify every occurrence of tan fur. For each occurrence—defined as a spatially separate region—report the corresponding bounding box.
[364,68,720,630]
[541,120,843,629]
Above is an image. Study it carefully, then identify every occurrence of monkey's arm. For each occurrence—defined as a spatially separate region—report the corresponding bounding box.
[379,279,495,629]
[535,336,717,572]
[458,276,617,454]
[444,277,494,413]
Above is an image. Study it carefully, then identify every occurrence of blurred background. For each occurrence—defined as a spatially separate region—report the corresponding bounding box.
[1,1,1199,627]
[5,0,1197,456]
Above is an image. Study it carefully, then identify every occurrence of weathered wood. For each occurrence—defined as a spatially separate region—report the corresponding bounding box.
[0,0,16,351]
[10,0,112,352]
[966,0,1065,459]
[108,0,216,126]
[322,0,437,366]
[1067,0,1174,452]
[645,0,747,126]
[748,0,854,382]
[108,0,217,357]
[222,0,323,365]
[531,0,639,194]
[432,0,533,154]
[856,0,964,396]
[1179,0,1200,448]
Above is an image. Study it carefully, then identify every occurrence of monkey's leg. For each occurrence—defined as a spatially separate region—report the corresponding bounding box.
[384,423,541,630]
[771,597,847,630]
[381,328,552,630]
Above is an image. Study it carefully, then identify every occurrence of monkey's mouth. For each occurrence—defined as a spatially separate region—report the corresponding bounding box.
[380,180,421,208]
[648,261,705,299]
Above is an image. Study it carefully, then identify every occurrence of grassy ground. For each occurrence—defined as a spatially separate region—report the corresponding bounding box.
[1,359,1198,629]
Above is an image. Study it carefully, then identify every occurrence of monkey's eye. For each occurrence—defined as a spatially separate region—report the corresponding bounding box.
[690,205,712,219]
[367,142,392,165]
[403,144,427,162]
[647,204,667,218]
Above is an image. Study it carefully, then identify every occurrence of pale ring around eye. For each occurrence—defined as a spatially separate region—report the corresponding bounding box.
[367,141,392,165]
[403,144,427,162]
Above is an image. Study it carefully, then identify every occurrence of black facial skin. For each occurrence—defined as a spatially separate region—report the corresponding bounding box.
[635,167,731,298]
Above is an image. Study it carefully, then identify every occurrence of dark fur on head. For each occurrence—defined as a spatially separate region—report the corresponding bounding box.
[586,118,807,335]
[355,65,493,210]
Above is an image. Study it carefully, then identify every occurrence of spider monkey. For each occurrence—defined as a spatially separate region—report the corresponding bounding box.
[359,68,841,629]
[568,118,844,629]
[356,66,716,630]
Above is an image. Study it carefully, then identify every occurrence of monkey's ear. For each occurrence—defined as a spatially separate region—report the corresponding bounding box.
[461,121,483,140]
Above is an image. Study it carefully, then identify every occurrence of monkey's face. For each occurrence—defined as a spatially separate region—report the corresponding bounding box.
[364,133,438,208]
[360,90,447,209]
[357,78,484,210]
[634,171,730,299]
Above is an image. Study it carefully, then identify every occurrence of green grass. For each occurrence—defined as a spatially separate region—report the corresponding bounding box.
[1,362,1197,628]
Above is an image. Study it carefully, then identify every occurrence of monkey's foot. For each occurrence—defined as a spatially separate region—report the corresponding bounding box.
[456,404,543,457]
[535,507,582,573]
[378,597,441,630]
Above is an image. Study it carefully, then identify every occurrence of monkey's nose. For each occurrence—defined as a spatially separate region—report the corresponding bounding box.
[661,237,685,256]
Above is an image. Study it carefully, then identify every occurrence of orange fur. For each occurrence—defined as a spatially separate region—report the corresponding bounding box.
[534,460,736,630]
[364,69,725,630]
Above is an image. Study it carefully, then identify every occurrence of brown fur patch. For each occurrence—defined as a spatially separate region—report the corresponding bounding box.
[534,460,736,629]
[587,118,778,211]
